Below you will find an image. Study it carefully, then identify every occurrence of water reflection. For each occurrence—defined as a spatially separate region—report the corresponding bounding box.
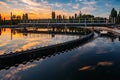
[0,28,120,80]
[79,66,94,71]
[0,28,79,55]
[97,61,113,66]
[0,63,38,80]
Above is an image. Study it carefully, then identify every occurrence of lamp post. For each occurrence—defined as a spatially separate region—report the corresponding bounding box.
[85,18,87,35]
[10,12,13,27]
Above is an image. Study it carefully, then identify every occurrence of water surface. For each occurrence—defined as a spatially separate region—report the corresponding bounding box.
[0,28,79,55]
[0,28,120,80]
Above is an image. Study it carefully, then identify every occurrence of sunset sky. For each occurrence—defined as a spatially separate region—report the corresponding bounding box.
[0,0,120,20]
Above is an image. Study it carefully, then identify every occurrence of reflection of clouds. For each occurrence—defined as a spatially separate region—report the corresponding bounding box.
[0,50,5,55]
[84,42,96,47]
[20,42,40,50]
[0,42,8,47]
[97,61,113,66]
[96,47,114,54]
[78,61,113,71]
[0,28,79,54]
[97,48,108,54]
[0,63,37,80]
[79,66,95,71]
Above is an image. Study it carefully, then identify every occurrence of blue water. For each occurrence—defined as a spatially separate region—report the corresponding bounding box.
[0,34,120,80]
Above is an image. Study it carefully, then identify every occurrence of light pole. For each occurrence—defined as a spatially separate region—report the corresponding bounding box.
[10,12,13,27]
[85,18,87,35]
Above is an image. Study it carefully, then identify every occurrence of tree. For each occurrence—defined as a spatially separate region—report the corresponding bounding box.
[52,11,55,19]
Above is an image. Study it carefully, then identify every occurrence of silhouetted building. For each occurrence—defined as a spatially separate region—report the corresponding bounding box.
[12,15,16,20]
[11,12,13,20]
[16,15,21,20]
[3,17,5,21]
[52,11,55,19]
[22,13,28,20]
[79,11,82,18]
[0,28,1,36]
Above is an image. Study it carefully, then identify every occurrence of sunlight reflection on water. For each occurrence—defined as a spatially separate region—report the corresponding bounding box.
[0,28,79,55]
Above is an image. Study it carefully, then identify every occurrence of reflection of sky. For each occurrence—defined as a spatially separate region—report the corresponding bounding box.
[0,28,79,55]
[0,34,120,80]
[0,63,37,80]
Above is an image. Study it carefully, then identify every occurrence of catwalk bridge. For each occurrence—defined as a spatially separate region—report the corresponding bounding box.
[18,19,115,27]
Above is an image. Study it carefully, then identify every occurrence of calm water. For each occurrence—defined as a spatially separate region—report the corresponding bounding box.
[0,28,79,55]
[0,28,120,80]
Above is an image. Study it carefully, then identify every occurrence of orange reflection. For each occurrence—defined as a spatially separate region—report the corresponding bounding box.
[97,61,113,66]
[0,50,5,55]
[17,42,40,51]
[0,28,77,55]
[79,66,94,71]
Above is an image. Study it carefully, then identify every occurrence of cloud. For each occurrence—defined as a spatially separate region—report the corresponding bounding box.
[0,1,8,6]
[82,1,96,5]
[0,1,10,8]
[105,3,111,7]
[21,0,40,6]
[81,6,96,14]
[73,3,79,9]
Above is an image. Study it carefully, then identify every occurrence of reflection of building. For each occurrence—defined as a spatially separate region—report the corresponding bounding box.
[0,28,1,36]
[0,14,2,21]
[22,13,28,20]
[51,34,55,38]
[11,12,13,20]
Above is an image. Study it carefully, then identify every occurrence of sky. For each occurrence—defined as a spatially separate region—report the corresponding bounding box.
[0,0,120,20]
